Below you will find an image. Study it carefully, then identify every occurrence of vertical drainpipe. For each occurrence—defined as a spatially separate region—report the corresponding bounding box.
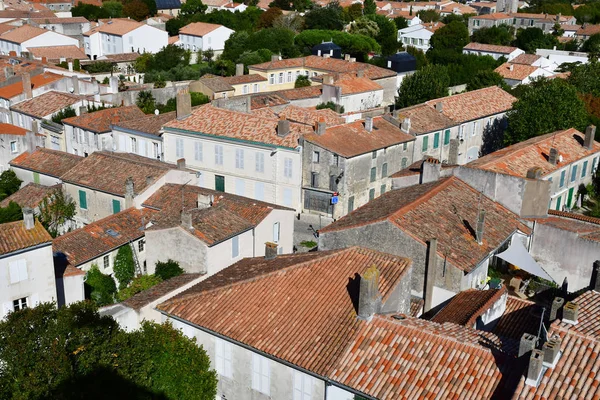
[252,227,256,257]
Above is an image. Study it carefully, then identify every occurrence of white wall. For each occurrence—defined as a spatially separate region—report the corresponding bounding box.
[254,209,295,256]
[63,274,85,305]
[122,25,168,54]
[11,165,63,187]
[83,32,100,59]
[21,32,79,53]
[206,229,254,276]
[112,127,163,160]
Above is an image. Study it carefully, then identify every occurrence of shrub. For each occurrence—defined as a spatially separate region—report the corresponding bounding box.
[117,274,162,301]
[113,245,135,290]
[51,106,77,124]
[316,101,344,113]
[155,259,184,281]
[295,75,311,88]
[85,264,116,306]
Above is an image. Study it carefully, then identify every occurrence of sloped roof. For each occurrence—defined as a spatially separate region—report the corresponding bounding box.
[251,104,344,127]
[555,290,600,339]
[0,219,52,256]
[431,287,507,326]
[463,42,520,54]
[394,103,457,134]
[511,53,542,65]
[0,182,58,209]
[0,72,64,100]
[123,273,202,310]
[179,22,225,37]
[10,147,83,178]
[62,105,145,133]
[83,19,143,36]
[10,90,81,118]
[320,177,531,272]
[28,45,87,62]
[0,25,48,43]
[532,210,600,244]
[0,122,27,136]
[495,62,538,81]
[222,74,267,85]
[492,295,541,340]
[112,111,176,137]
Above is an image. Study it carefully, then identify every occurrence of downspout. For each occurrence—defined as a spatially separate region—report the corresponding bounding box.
[252,227,256,257]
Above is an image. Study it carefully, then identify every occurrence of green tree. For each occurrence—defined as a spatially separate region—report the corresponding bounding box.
[38,188,76,238]
[136,90,156,114]
[574,2,600,24]
[582,34,600,61]
[304,2,345,30]
[258,6,283,28]
[0,302,217,400]
[114,245,136,290]
[316,101,344,113]
[567,61,600,97]
[294,29,380,60]
[346,3,363,20]
[190,91,210,106]
[103,0,123,17]
[505,78,589,145]
[430,20,469,53]
[471,25,514,45]
[396,64,450,108]
[349,17,379,38]
[272,13,305,33]
[405,45,428,69]
[295,74,311,88]
[181,0,207,15]
[0,170,22,201]
[417,9,440,23]
[149,44,191,71]
[363,0,376,15]
[366,14,399,55]
[118,274,162,301]
[202,48,215,62]
[122,0,150,21]
[85,264,117,306]
[514,27,559,53]
[155,259,185,280]
[71,2,110,20]
[394,16,408,30]
[51,106,77,124]
[467,69,504,91]
[0,201,22,224]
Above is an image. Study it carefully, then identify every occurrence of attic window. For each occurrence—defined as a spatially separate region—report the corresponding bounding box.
[106,229,119,237]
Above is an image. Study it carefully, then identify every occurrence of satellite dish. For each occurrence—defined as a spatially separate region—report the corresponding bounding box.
[154,109,159,115]
[69,87,74,93]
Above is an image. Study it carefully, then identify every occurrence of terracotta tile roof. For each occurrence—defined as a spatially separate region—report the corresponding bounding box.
[390,157,457,178]
[431,287,508,326]
[62,105,145,133]
[509,12,570,22]
[158,247,412,376]
[492,295,543,340]
[331,74,383,95]
[395,103,457,134]
[511,53,542,65]
[577,24,600,36]
[423,21,445,33]
[112,111,176,137]
[27,45,87,62]
[123,273,203,310]
[0,219,52,256]
[249,55,396,81]
[164,104,313,149]
[467,128,600,178]
[252,105,344,127]
[0,9,55,18]
[0,122,27,136]
[179,22,224,36]
[495,62,538,81]
[320,177,531,272]
[10,147,83,178]
[425,86,516,124]
[471,12,511,20]
[102,52,140,63]
[168,36,179,45]
[52,208,154,267]
[63,265,86,277]
[29,16,89,24]
[84,19,143,36]
[0,24,49,43]
[277,84,322,100]
[463,42,520,54]
[555,291,600,339]
[304,116,415,158]
[10,91,81,118]
[409,296,423,317]
[531,213,600,243]
[60,151,177,197]
[222,73,267,85]
[198,76,233,92]
[249,92,289,109]
[0,72,64,100]
[547,209,600,225]
[0,182,58,209]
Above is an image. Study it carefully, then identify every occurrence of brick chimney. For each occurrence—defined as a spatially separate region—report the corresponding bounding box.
[124,177,134,208]
[591,260,600,292]
[584,125,596,150]
[265,242,278,259]
[548,148,559,165]
[22,73,32,99]
[23,207,34,230]
[518,333,537,357]
[364,116,373,132]
[549,296,564,321]
[177,158,186,170]
[475,209,486,244]
[277,118,290,137]
[526,167,543,180]
[562,301,578,324]
[424,239,437,313]
[357,265,382,321]
[525,350,544,386]
[176,89,192,120]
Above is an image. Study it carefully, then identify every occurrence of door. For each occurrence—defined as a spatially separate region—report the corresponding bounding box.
[567,187,574,208]
[215,175,225,192]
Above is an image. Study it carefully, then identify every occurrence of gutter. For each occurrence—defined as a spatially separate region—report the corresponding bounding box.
[1,241,52,260]
[158,311,377,400]
[111,124,163,140]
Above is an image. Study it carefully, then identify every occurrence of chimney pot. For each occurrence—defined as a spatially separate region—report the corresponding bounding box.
[475,209,486,244]
[177,158,186,170]
[23,207,34,230]
[277,119,290,137]
[357,265,382,321]
[265,242,278,259]
[344,54,350,61]
[550,297,564,321]
[548,147,559,165]
[542,336,561,366]
[519,333,537,357]
[584,125,596,150]
[563,301,578,324]
[271,54,280,62]
[364,116,373,132]
[526,166,543,180]
[525,350,544,386]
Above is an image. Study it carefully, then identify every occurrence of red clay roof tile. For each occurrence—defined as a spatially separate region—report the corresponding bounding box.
[0,219,51,256]
[62,105,145,133]
[10,147,83,178]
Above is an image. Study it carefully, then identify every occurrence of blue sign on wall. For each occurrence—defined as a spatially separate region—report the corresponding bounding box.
[331,196,339,205]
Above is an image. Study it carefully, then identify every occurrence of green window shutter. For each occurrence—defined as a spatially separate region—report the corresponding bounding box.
[33,172,40,184]
[556,196,561,210]
[382,163,388,178]
[369,188,375,200]
[582,161,588,178]
[559,170,565,187]
[433,132,440,149]
[112,199,121,214]
[348,196,354,213]
[571,165,577,182]
[380,184,386,195]
[79,190,87,210]
[370,167,376,182]
[444,130,450,145]
[422,136,428,152]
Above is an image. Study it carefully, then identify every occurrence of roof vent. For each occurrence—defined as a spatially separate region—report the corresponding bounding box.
[106,229,119,237]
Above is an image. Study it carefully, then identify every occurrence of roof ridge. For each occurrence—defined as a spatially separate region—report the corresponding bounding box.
[94,151,173,170]
[547,209,600,225]
[390,176,456,219]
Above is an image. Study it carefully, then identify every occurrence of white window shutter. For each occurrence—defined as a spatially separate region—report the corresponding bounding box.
[215,339,224,374]
[273,222,280,243]
[261,356,270,395]
[9,261,19,283]
[293,371,302,400]
[19,259,28,281]
[252,353,260,390]
[224,341,232,378]
[303,374,313,399]
[30,293,39,307]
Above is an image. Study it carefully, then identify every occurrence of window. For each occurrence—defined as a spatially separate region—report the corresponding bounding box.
[273,222,280,243]
[269,74,275,84]
[593,157,598,173]
[215,145,223,165]
[403,142,407,151]
[215,338,233,378]
[401,158,408,169]
[9,259,27,283]
[382,163,388,178]
[348,196,354,213]
[444,129,450,145]
[370,167,376,182]
[433,132,440,149]
[312,151,320,163]
[293,370,313,400]
[233,149,243,169]
[33,172,40,184]
[571,165,578,182]
[13,297,27,311]
[253,84,258,93]
[311,172,319,188]
[422,136,428,152]
[284,157,292,178]
[381,184,386,195]
[582,160,588,178]
[9,140,17,153]
[559,170,566,188]
[103,255,109,270]
[79,190,87,210]
[112,199,120,214]
[372,150,377,159]
[369,188,375,200]
[283,188,292,207]
[242,85,248,94]
[332,154,339,166]
[556,195,562,210]
[255,152,265,173]
[232,235,239,258]
[130,137,137,152]
[255,182,264,200]
[252,353,270,395]
[235,178,245,196]
[278,72,283,84]
[153,143,159,159]
[175,138,184,158]
[194,142,203,161]
[287,71,292,82]
[138,240,145,252]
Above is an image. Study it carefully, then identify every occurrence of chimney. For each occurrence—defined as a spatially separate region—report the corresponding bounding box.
[67,59,73,72]
[181,210,193,230]
[519,333,537,357]
[424,239,437,313]
[584,125,596,150]
[435,102,443,112]
[265,242,278,259]
[526,167,543,180]
[25,128,36,154]
[323,75,334,85]
[145,176,153,187]
[71,75,80,95]
[124,177,134,208]
[549,297,564,321]
[448,139,460,165]
[401,117,411,134]
[41,56,47,64]
[542,336,561,367]
[357,265,382,321]
[22,73,32,99]
[344,54,350,61]
[197,193,213,209]
[277,118,290,137]
[315,117,326,136]
[271,54,280,62]
[420,158,441,184]
[548,147,559,165]
[364,116,373,132]
[392,109,400,119]
[8,50,16,57]
[591,260,600,292]
[562,301,578,324]
[357,69,364,78]
[235,63,244,76]
[176,89,192,120]
[109,76,119,94]
[323,54,331,59]
[177,158,186,170]
[509,64,514,71]
[475,209,486,244]
[4,66,13,79]
[349,57,356,62]
[525,350,544,386]
[22,207,34,230]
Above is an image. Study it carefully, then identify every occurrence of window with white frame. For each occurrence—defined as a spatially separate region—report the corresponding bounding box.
[103,255,110,270]
[278,72,284,84]
[293,370,313,400]
[13,297,27,311]
[232,235,239,258]
[287,71,292,82]
[252,353,270,395]
[194,142,203,162]
[153,142,159,159]
[130,137,137,153]
[138,239,145,252]
[242,85,248,94]
[253,83,258,93]
[9,259,27,283]
[269,74,275,84]
[284,157,292,178]
[9,140,17,153]
[215,145,223,165]
[175,138,184,158]
[235,148,244,169]
[255,152,264,173]
[215,338,233,378]
[273,221,280,243]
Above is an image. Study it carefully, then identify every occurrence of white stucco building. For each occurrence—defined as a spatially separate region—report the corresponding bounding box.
[0,25,79,57]
[397,22,444,52]
[178,22,234,57]
[462,42,525,61]
[111,111,176,161]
